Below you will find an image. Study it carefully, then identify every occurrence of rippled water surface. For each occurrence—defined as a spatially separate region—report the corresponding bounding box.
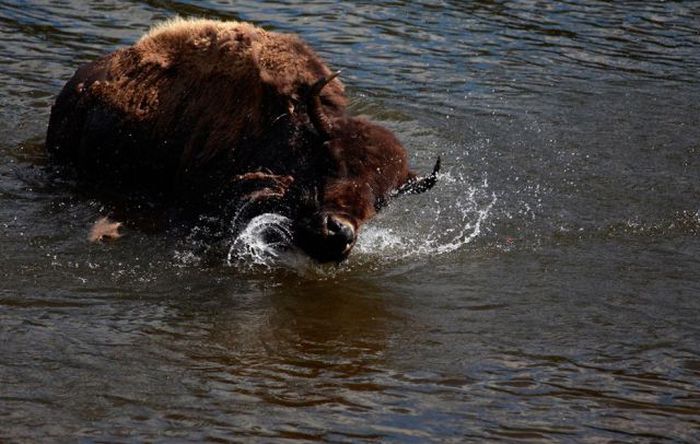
[2,1,700,441]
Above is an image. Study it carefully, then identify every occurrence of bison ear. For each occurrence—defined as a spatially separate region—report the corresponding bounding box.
[396,156,441,196]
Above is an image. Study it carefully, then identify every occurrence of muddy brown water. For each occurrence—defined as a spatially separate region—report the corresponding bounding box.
[1,1,699,441]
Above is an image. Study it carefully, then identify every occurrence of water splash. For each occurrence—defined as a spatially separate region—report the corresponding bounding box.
[226,213,294,267]
[355,173,496,260]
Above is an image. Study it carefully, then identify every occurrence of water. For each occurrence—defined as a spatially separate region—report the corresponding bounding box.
[2,0,700,441]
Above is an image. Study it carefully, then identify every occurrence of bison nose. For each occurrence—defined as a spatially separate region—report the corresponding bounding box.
[326,215,355,249]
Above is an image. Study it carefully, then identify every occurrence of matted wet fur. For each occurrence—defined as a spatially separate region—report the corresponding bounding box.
[46,17,439,262]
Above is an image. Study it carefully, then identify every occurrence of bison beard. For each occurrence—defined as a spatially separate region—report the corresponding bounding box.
[45,18,439,262]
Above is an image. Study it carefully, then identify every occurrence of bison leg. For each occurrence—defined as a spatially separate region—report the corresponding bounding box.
[88,217,123,242]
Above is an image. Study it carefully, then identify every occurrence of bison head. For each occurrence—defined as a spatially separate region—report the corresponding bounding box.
[289,72,440,262]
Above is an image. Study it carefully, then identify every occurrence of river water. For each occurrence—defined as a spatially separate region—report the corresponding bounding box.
[1,1,699,441]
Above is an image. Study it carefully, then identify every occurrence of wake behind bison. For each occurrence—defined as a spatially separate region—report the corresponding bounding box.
[46,18,440,263]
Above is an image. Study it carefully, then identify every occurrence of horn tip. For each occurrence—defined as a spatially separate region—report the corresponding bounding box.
[433,155,441,175]
[328,70,342,82]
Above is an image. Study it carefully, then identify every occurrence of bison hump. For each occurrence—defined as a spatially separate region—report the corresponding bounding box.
[134,17,346,108]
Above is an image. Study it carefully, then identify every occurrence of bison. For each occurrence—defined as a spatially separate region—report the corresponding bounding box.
[46,18,439,262]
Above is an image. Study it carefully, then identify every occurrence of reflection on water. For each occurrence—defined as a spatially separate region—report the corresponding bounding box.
[1,0,700,441]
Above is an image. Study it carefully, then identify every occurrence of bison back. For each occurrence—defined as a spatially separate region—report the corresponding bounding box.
[46,18,346,199]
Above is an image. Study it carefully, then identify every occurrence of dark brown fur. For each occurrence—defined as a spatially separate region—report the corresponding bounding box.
[46,18,435,261]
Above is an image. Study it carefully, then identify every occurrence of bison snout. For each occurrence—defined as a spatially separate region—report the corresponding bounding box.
[326,215,355,251]
[294,212,358,262]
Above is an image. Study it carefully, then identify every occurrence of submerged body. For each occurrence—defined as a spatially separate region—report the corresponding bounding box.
[46,18,438,261]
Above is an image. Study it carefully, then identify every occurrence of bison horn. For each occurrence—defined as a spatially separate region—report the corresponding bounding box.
[397,156,441,195]
[308,70,341,140]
